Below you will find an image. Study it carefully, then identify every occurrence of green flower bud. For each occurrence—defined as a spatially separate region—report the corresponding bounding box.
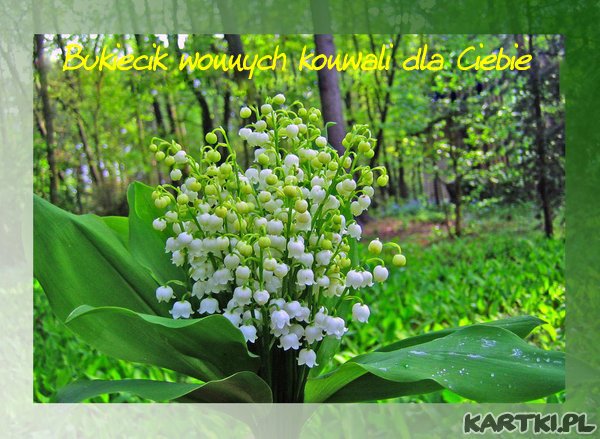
[149,144,158,152]
[340,257,351,268]
[155,151,166,161]
[236,201,249,213]
[368,239,383,255]
[328,161,339,171]
[261,104,273,114]
[321,239,333,250]
[238,242,253,257]
[393,254,407,267]
[285,175,298,186]
[258,153,270,166]
[315,136,327,148]
[358,141,371,153]
[318,152,331,164]
[298,108,307,117]
[258,236,271,248]
[215,206,228,218]
[283,185,298,198]
[377,175,389,186]
[177,193,189,205]
[207,150,221,163]
[332,214,342,225]
[365,149,375,159]
[295,199,308,213]
[188,181,201,192]
[219,163,232,176]
[205,132,218,144]
[240,107,252,118]
[311,157,323,168]
[205,184,218,196]
[241,184,253,195]
[266,174,278,185]
[272,93,286,105]
[258,191,271,203]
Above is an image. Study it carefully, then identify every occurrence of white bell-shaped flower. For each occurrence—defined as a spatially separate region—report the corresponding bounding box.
[373,265,389,282]
[173,150,187,164]
[198,297,219,314]
[253,289,270,306]
[170,300,193,319]
[153,218,167,231]
[352,303,370,323]
[233,286,252,305]
[240,325,258,343]
[304,325,324,343]
[270,309,290,329]
[297,268,315,286]
[298,348,318,368]
[155,285,174,303]
[324,316,347,338]
[280,333,301,351]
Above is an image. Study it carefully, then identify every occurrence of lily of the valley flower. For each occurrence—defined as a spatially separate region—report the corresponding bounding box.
[149,94,406,368]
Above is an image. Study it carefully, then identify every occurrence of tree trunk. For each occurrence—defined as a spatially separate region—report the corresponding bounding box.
[76,118,102,185]
[454,175,462,237]
[172,35,214,138]
[313,34,346,155]
[528,34,553,238]
[34,34,59,204]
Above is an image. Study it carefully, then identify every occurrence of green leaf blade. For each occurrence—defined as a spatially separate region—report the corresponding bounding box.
[56,371,272,403]
[65,305,260,382]
[306,325,564,403]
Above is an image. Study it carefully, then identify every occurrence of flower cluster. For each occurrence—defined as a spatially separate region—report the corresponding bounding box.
[150,94,406,368]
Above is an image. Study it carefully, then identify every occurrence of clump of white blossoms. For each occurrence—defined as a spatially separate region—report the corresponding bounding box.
[149,94,406,372]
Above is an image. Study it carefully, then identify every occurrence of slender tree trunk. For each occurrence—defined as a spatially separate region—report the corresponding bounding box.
[76,118,102,185]
[34,35,59,204]
[166,93,183,142]
[172,35,214,137]
[528,34,553,238]
[433,172,441,206]
[313,34,346,155]
[454,174,462,237]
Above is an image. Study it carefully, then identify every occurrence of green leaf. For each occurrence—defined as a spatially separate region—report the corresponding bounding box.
[305,325,564,403]
[127,182,186,285]
[34,195,162,320]
[376,315,545,352]
[56,372,272,403]
[101,216,130,248]
[66,305,260,382]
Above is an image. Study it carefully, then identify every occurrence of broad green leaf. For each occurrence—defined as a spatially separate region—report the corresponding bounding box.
[311,316,543,379]
[376,315,545,352]
[305,325,564,403]
[127,182,186,285]
[56,372,272,403]
[34,195,162,320]
[101,216,130,248]
[66,305,260,382]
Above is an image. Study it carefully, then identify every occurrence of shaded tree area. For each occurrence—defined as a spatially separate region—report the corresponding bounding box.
[33,34,564,236]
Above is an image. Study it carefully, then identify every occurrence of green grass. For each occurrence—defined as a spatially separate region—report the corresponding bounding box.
[34,206,564,403]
